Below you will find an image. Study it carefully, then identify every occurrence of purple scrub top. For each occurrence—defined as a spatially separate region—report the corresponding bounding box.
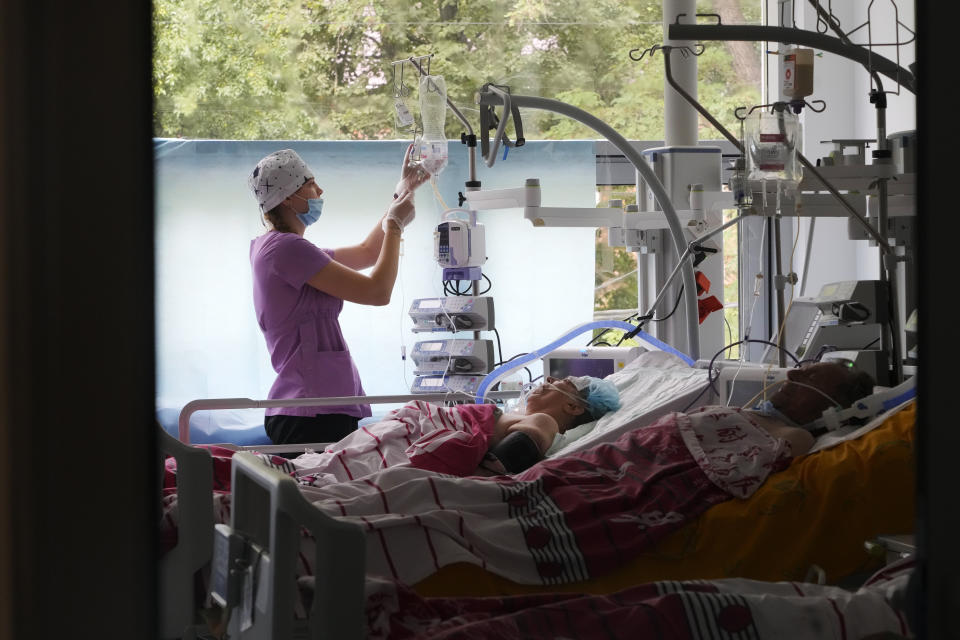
[250,231,371,418]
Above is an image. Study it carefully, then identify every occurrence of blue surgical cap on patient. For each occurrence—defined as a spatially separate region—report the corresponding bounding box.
[568,376,621,419]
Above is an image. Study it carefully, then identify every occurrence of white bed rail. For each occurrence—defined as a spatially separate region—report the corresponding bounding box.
[228,451,366,640]
[158,427,214,639]
[177,391,521,444]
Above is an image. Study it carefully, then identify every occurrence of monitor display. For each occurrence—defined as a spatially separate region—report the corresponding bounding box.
[547,358,615,379]
[722,380,766,408]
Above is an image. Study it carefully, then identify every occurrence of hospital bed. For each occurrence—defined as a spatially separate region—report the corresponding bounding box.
[224,395,915,639]
[162,353,916,639]
[157,349,708,638]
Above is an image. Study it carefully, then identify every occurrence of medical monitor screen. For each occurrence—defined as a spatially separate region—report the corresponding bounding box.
[548,358,615,379]
[722,380,766,408]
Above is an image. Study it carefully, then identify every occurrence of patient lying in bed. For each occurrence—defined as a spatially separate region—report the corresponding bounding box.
[292,361,879,587]
[291,360,873,486]
[290,374,620,483]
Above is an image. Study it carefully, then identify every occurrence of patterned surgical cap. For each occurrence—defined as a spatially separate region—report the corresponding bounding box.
[248,149,314,212]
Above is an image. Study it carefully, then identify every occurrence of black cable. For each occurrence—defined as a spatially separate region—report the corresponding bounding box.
[796,344,841,367]
[696,339,801,405]
[861,337,880,350]
[587,311,638,347]
[476,274,492,295]
[615,286,687,347]
[649,286,685,323]
[493,352,531,370]
[443,276,490,296]
[680,381,715,414]
[492,351,535,384]
[442,279,474,296]
[491,328,504,365]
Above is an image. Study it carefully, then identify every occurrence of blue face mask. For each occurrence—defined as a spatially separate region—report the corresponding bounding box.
[295,196,324,227]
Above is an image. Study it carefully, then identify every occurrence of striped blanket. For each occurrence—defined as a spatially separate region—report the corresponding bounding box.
[300,406,792,587]
[364,561,914,639]
[293,401,500,483]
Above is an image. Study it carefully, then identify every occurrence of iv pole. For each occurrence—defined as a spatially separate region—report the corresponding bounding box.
[667,17,908,383]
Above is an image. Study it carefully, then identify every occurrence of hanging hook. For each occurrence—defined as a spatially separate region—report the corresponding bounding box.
[629,43,705,62]
[734,101,792,121]
[629,44,663,62]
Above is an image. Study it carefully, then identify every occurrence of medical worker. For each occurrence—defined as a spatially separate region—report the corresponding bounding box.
[248,146,428,444]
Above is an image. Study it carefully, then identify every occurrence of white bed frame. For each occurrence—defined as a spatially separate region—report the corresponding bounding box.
[226,451,367,639]
[158,427,214,640]
[161,391,518,639]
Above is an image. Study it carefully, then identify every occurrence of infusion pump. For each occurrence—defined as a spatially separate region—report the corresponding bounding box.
[408,296,495,333]
[434,218,486,281]
[411,339,495,375]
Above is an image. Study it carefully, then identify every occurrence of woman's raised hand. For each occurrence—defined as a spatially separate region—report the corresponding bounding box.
[396,143,430,196]
[382,190,416,233]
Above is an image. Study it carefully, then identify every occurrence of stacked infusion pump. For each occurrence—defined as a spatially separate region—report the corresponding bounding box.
[763,280,891,384]
[408,296,496,396]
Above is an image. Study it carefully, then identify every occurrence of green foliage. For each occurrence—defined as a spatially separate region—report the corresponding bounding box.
[154,0,760,140]
[153,0,760,329]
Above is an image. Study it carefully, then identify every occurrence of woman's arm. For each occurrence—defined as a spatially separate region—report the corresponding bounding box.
[334,144,428,269]
[331,216,389,271]
[305,192,412,306]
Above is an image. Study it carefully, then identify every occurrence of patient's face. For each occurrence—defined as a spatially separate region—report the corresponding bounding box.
[524,376,583,416]
[772,362,848,425]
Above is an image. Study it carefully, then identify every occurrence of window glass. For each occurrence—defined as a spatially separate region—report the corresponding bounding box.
[153,0,764,419]
[154,0,762,142]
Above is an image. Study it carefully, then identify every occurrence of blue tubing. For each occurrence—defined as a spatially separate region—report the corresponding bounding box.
[474,321,694,403]
[882,380,917,410]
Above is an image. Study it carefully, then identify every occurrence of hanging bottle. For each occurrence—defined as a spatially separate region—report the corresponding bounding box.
[417,75,449,176]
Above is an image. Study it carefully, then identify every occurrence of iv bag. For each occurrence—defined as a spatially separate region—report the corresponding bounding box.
[417,75,448,176]
[745,110,803,187]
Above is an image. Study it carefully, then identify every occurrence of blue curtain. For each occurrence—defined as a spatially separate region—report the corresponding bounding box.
[154,139,597,421]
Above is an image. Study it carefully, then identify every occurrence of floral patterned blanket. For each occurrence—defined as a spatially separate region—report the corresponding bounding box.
[299,407,792,587]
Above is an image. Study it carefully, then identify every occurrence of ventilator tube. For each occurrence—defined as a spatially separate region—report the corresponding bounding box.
[474,321,695,403]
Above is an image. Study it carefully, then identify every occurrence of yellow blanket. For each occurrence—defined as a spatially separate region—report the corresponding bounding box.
[415,403,915,597]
